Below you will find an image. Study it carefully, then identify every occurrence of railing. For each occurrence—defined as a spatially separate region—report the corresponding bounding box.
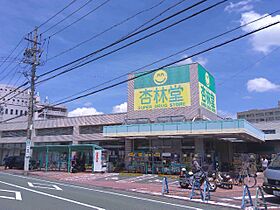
[103,119,265,141]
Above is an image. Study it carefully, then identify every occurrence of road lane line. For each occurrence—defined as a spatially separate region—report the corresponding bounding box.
[0,172,202,210]
[0,180,105,210]
[28,182,62,191]
[0,189,22,200]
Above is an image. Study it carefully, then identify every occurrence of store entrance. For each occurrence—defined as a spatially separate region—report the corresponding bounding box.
[128,138,195,174]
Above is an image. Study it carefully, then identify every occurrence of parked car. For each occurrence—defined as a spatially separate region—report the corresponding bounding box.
[263,153,280,197]
[4,156,38,170]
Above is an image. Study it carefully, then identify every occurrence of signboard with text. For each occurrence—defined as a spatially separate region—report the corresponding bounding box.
[25,139,31,158]
[198,64,217,113]
[134,65,191,111]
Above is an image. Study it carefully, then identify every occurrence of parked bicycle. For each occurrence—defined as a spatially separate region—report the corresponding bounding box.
[234,166,257,188]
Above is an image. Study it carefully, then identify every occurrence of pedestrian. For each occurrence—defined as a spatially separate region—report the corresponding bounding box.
[3,154,8,170]
[262,156,268,171]
[192,157,201,173]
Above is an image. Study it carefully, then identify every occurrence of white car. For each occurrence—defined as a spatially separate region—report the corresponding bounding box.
[263,154,280,197]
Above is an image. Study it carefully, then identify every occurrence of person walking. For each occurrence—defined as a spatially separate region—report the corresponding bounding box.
[3,154,8,170]
[261,156,268,171]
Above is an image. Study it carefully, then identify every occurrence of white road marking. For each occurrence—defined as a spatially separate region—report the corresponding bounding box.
[0,172,203,210]
[117,174,157,183]
[233,194,275,199]
[28,182,62,191]
[0,189,22,201]
[0,180,104,210]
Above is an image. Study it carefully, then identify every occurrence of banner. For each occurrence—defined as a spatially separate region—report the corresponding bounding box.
[198,64,217,113]
[134,65,191,111]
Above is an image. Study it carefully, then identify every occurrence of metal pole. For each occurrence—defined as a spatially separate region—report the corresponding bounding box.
[24,27,39,172]
[45,147,49,172]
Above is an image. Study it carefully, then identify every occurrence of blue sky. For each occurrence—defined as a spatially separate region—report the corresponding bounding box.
[0,0,279,118]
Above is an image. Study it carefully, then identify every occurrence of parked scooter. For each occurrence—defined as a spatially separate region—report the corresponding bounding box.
[179,168,217,192]
[211,162,233,189]
[212,171,233,189]
[179,168,193,188]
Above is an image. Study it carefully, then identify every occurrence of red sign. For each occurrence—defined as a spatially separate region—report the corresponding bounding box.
[95,152,99,163]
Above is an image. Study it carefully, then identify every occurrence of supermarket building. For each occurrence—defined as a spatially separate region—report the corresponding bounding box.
[0,63,278,172]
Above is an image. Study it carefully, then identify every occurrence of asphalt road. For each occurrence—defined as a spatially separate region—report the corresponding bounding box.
[0,172,235,210]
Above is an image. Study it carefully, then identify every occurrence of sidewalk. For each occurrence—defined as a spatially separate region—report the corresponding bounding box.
[1,168,279,209]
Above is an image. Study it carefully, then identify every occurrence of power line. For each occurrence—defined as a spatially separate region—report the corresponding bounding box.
[46,0,181,61]
[0,47,25,78]
[217,46,280,88]
[49,0,111,37]
[37,0,229,84]
[53,8,280,104]
[51,21,280,106]
[38,0,216,79]
[3,21,279,123]
[122,0,187,39]
[38,0,78,29]
[0,114,27,123]
[0,38,24,69]
[0,82,29,105]
[41,0,93,35]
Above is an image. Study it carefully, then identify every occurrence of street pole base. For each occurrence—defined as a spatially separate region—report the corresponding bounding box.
[23,171,29,176]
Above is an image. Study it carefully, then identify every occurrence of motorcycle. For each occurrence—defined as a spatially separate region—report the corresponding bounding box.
[179,170,194,189]
[179,169,217,192]
[212,171,233,189]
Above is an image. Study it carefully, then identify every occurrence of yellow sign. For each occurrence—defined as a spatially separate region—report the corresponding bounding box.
[134,66,191,111]
[153,70,167,85]
[134,83,191,111]
[128,152,134,157]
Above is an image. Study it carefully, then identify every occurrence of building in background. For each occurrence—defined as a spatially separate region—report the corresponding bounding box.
[0,84,68,122]
[0,84,30,122]
[237,101,280,123]
[36,103,68,120]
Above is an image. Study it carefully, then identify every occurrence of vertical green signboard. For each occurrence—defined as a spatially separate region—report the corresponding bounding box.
[198,64,217,113]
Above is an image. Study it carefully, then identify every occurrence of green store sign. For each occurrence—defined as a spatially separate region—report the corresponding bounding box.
[134,65,191,111]
[198,64,217,113]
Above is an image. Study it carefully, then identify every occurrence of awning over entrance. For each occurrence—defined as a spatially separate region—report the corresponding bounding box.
[103,119,265,142]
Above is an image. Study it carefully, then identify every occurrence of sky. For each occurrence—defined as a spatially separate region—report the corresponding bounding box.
[0,0,279,118]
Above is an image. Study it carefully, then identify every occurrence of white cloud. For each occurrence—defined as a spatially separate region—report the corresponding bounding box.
[218,110,236,119]
[178,55,208,66]
[84,102,92,107]
[240,11,280,53]
[225,0,254,13]
[112,102,127,113]
[196,57,208,66]
[68,107,103,117]
[247,78,280,92]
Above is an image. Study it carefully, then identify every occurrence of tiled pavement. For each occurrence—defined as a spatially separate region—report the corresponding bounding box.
[1,168,280,209]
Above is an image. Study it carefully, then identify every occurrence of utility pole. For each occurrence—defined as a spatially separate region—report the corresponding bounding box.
[24,27,40,173]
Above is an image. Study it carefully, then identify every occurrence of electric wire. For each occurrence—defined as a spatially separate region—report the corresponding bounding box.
[37,0,229,84]
[46,0,181,61]
[0,47,25,80]
[122,0,187,39]
[2,20,280,123]
[37,0,78,29]
[49,0,111,37]
[0,38,24,69]
[53,8,280,104]
[39,0,210,77]
[50,21,280,107]
[38,0,219,79]
[41,0,93,35]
